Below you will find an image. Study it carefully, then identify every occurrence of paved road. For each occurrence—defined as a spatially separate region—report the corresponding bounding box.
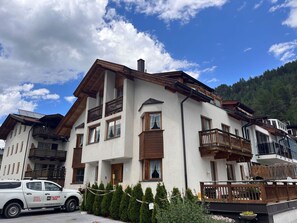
[0,209,123,223]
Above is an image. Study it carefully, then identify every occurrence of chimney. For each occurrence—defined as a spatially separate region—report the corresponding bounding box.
[137,59,145,72]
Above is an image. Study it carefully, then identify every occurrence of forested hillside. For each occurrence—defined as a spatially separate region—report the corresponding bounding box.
[215,60,297,124]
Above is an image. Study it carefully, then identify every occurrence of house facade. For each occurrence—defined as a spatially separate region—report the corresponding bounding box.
[57,59,253,192]
[0,110,67,186]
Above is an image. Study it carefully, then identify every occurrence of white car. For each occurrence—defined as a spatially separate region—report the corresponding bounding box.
[0,180,82,218]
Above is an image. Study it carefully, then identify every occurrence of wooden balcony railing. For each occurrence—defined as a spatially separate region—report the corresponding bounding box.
[139,130,164,160]
[201,180,297,204]
[105,96,123,117]
[28,148,67,161]
[32,126,61,140]
[199,129,252,161]
[87,105,103,123]
[25,168,65,186]
[257,142,295,159]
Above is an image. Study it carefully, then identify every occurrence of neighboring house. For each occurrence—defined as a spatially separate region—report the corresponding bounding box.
[0,110,67,186]
[56,59,254,191]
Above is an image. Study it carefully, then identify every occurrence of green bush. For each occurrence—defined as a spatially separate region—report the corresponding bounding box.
[119,186,132,222]
[170,187,182,204]
[152,183,168,223]
[81,183,90,211]
[128,183,144,223]
[156,199,215,223]
[86,182,97,214]
[93,182,105,216]
[101,182,114,217]
[140,187,154,223]
[110,185,123,220]
[185,188,196,203]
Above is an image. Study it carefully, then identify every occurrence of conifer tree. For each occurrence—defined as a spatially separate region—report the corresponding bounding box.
[184,188,195,203]
[119,186,132,222]
[101,182,113,217]
[109,185,123,220]
[93,182,105,216]
[140,187,154,223]
[128,183,143,223]
[170,187,182,204]
[86,182,98,214]
[152,183,168,223]
[81,183,90,212]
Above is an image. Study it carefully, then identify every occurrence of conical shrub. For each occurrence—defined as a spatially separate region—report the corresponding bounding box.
[93,182,105,216]
[110,185,123,220]
[128,183,143,223]
[140,187,154,223]
[101,182,113,217]
[119,186,132,222]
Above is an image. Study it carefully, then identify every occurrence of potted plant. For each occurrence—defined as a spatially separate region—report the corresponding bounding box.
[240,211,257,220]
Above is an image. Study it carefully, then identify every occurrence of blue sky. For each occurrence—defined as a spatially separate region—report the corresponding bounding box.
[0,0,297,138]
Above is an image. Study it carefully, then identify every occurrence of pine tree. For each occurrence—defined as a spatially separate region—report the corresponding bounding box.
[101,182,113,217]
[140,187,154,223]
[86,182,98,214]
[93,182,105,216]
[184,188,195,203]
[128,183,143,223]
[170,187,182,204]
[110,185,123,220]
[119,186,132,222]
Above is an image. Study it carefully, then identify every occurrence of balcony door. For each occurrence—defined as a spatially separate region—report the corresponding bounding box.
[111,163,123,186]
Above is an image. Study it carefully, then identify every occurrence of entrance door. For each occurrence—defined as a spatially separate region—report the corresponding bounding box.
[111,163,123,185]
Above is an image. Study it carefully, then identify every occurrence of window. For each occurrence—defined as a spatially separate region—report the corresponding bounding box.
[45,182,61,191]
[23,125,26,132]
[107,118,121,139]
[0,182,21,189]
[88,125,100,144]
[210,161,217,181]
[7,164,10,176]
[11,145,14,155]
[14,127,17,136]
[38,142,53,150]
[16,162,20,174]
[3,166,6,176]
[143,159,162,181]
[26,182,42,191]
[11,163,15,175]
[76,134,84,148]
[142,112,162,131]
[240,165,245,180]
[6,147,10,157]
[73,168,84,184]
[15,143,18,154]
[235,129,239,136]
[226,164,235,181]
[221,124,230,132]
[201,116,212,131]
[18,125,22,134]
[20,141,23,152]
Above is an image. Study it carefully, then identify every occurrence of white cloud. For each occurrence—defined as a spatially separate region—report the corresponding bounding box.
[207,78,219,83]
[237,2,247,11]
[0,84,60,119]
[244,47,252,52]
[269,40,297,62]
[115,0,227,23]
[254,0,264,9]
[269,0,297,28]
[64,96,76,104]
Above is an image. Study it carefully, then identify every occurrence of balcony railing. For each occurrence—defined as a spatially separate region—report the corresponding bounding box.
[257,142,295,159]
[201,180,297,204]
[199,129,252,161]
[28,148,67,162]
[32,126,61,140]
[25,168,65,186]
[139,130,164,160]
[105,96,123,117]
[87,105,103,123]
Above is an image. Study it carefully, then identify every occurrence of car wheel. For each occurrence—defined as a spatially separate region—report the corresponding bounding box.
[4,202,21,218]
[65,198,77,212]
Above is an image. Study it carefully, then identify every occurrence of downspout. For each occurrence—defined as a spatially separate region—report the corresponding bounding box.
[180,89,193,190]
[241,122,252,139]
[21,125,34,179]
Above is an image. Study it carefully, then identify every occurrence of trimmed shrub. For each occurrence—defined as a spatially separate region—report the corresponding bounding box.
[86,182,97,213]
[101,182,113,217]
[140,187,154,223]
[185,188,195,203]
[128,183,144,223]
[170,187,182,204]
[81,183,90,211]
[152,183,168,223]
[93,182,105,216]
[119,186,132,222]
[156,199,215,223]
[110,185,123,220]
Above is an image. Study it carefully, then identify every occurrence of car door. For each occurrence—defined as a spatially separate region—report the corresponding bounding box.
[43,181,64,207]
[23,181,44,208]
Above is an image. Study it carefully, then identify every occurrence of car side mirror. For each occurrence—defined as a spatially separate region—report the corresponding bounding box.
[60,187,63,191]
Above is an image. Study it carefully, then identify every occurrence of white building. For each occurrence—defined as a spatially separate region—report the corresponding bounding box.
[0,110,67,186]
[56,59,255,192]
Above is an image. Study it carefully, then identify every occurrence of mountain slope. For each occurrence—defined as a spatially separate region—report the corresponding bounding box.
[215,60,297,124]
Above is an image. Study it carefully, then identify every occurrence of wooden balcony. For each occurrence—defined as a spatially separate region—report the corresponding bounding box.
[32,126,62,140]
[199,129,252,161]
[25,168,65,187]
[28,148,67,162]
[87,105,103,123]
[200,180,297,204]
[105,96,123,117]
[139,130,164,160]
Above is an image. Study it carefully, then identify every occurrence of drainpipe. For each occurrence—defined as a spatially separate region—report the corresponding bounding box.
[21,125,34,179]
[180,89,193,190]
[241,122,252,139]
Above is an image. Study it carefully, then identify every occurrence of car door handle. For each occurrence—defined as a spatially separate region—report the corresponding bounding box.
[45,193,50,195]
[26,193,32,195]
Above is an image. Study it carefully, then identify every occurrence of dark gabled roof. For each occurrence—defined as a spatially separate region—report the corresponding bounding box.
[56,59,215,137]
[222,100,254,114]
[138,98,164,112]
